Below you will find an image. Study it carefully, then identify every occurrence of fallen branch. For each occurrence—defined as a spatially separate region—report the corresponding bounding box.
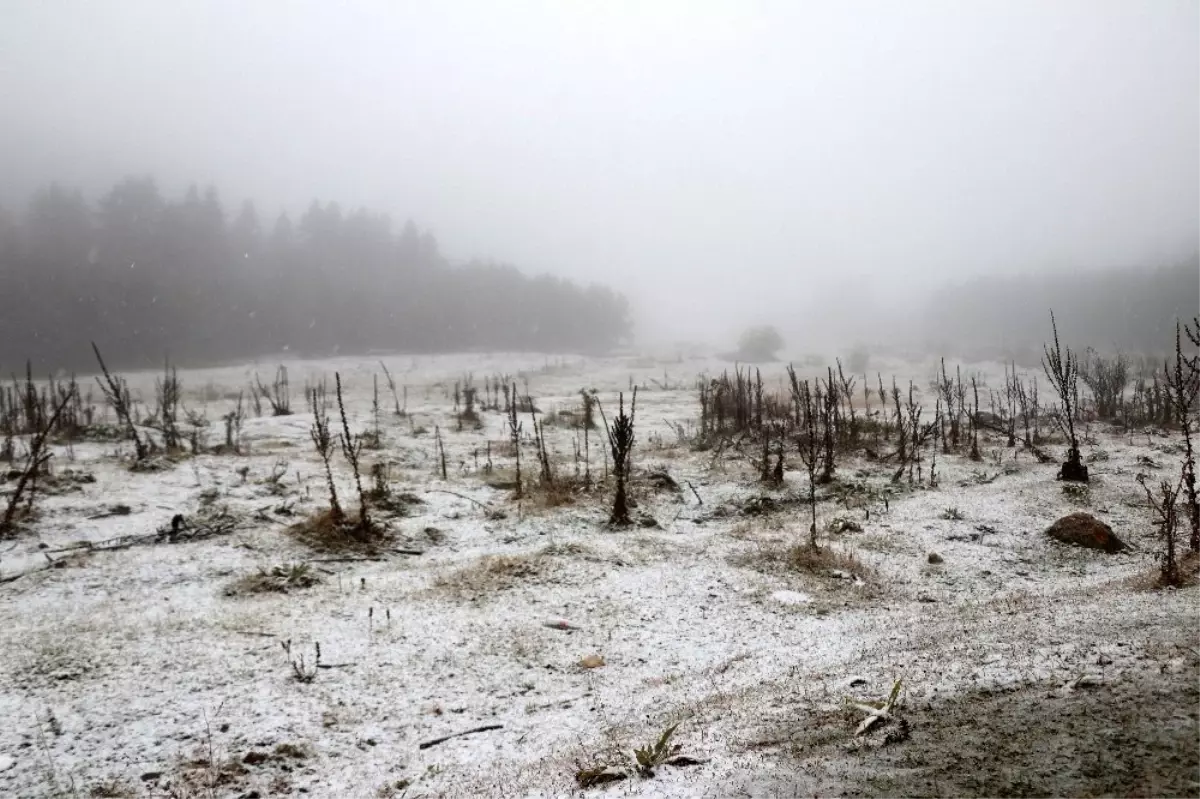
[309,556,387,563]
[418,724,504,750]
[425,489,495,513]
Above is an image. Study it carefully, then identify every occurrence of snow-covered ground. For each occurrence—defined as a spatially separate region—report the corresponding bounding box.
[1,351,1196,798]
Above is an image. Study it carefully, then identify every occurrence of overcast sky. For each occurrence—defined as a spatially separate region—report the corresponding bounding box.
[2,0,1197,343]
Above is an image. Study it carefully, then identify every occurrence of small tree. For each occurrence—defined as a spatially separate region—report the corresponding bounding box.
[335,373,370,529]
[1080,348,1129,421]
[92,342,148,462]
[308,382,342,521]
[735,326,784,362]
[601,390,637,526]
[1139,471,1184,587]
[1164,319,1200,551]
[787,366,820,549]
[2,383,73,534]
[1042,312,1087,482]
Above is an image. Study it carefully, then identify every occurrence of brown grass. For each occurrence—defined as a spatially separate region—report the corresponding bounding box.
[432,553,553,598]
[522,474,603,511]
[223,563,320,596]
[1129,550,1200,591]
[288,507,389,553]
[786,543,875,580]
[733,539,876,584]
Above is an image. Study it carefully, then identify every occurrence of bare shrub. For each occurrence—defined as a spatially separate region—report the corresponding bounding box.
[734,325,784,362]
[335,373,372,529]
[785,542,875,581]
[255,365,292,416]
[1081,348,1129,421]
[92,342,148,461]
[787,367,820,548]
[1,380,73,534]
[153,358,184,451]
[1139,470,1185,587]
[433,553,550,598]
[1042,312,1087,482]
[600,389,637,526]
[308,382,342,521]
[224,563,320,595]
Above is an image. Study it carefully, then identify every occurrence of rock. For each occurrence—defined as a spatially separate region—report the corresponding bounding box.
[1045,512,1126,553]
[0,755,14,773]
[927,552,944,564]
[579,653,605,669]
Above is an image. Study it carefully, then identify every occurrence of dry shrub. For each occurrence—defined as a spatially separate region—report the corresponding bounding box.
[525,473,599,509]
[734,540,876,584]
[786,543,875,581]
[224,563,320,596]
[538,541,595,559]
[433,553,552,598]
[288,507,389,553]
[1130,550,1200,591]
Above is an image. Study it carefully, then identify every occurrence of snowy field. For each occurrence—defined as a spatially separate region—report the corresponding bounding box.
[1,351,1197,798]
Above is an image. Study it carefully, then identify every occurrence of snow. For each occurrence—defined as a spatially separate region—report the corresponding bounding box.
[0,351,1196,797]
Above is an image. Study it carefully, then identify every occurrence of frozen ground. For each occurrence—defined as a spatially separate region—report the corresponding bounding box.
[1,351,1197,798]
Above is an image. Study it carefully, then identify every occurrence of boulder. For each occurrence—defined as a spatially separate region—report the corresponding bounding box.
[1045,512,1126,553]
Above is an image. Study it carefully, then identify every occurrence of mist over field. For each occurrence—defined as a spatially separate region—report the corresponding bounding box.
[3,5,1200,798]
[1,0,1197,366]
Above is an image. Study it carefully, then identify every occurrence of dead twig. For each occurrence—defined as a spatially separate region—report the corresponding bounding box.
[418,724,504,750]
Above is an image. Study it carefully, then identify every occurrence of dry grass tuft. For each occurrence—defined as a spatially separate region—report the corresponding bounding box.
[288,507,390,553]
[522,474,602,510]
[433,553,552,598]
[1129,550,1200,591]
[224,563,320,596]
[786,543,875,581]
[734,539,876,584]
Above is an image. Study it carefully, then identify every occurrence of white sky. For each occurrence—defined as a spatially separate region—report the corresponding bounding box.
[2,0,1197,343]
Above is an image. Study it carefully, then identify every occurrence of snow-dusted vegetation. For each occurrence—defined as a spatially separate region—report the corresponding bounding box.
[1,336,1196,797]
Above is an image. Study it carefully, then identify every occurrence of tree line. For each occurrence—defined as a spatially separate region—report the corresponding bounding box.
[0,178,632,373]
[918,255,1199,364]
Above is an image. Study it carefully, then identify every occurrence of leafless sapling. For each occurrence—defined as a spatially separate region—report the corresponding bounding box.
[1042,312,1087,482]
[154,358,183,451]
[1081,348,1129,421]
[308,382,342,521]
[335,373,371,528]
[92,342,148,461]
[1138,470,1185,587]
[507,383,522,498]
[379,361,404,416]
[2,383,73,533]
[256,366,292,416]
[600,389,637,526]
[1165,319,1200,550]
[791,376,821,549]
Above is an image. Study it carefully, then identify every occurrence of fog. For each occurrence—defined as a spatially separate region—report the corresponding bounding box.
[3,0,1197,352]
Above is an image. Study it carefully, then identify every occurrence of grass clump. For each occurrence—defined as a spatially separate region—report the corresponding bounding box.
[433,553,550,598]
[289,507,390,553]
[786,543,875,581]
[225,562,319,595]
[733,539,875,586]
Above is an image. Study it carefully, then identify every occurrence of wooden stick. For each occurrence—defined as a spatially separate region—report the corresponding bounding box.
[424,489,493,512]
[418,724,503,750]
